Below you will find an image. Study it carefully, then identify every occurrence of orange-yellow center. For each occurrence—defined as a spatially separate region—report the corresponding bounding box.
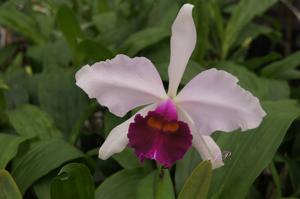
[147,116,179,133]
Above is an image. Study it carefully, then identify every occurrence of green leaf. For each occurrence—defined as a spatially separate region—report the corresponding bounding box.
[178,161,212,199]
[92,12,119,46]
[246,186,263,199]
[261,51,300,79]
[261,78,290,101]
[0,134,26,169]
[0,8,45,45]
[95,168,148,199]
[27,39,72,71]
[244,52,282,70]
[103,110,127,137]
[137,169,175,199]
[175,149,201,194]
[136,171,156,199]
[69,101,98,144]
[37,68,89,137]
[51,163,94,199]
[146,0,179,28]
[0,78,9,90]
[286,158,300,195]
[209,101,300,199]
[34,13,55,40]
[4,65,30,108]
[0,74,6,89]
[234,23,273,48]
[154,169,175,199]
[120,27,170,56]
[222,0,278,58]
[216,62,290,101]
[11,139,83,194]
[78,39,114,61]
[93,0,110,14]
[7,105,62,139]
[0,170,22,199]
[208,0,225,55]
[33,175,53,199]
[276,69,300,80]
[269,161,282,197]
[112,148,141,169]
[56,4,84,50]
[190,0,210,63]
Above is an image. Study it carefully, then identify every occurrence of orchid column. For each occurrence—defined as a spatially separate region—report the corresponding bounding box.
[75,4,266,168]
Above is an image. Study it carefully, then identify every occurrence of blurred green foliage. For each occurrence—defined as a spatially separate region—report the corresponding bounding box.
[0,0,299,198]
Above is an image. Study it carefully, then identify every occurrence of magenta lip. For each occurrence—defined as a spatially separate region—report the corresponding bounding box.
[127,100,192,168]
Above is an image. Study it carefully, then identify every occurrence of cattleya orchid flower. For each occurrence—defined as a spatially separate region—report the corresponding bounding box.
[75,4,266,168]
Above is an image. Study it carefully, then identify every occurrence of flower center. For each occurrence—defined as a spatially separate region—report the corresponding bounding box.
[147,116,179,133]
[127,99,193,167]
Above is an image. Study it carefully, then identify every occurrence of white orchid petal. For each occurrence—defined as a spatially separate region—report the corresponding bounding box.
[175,68,266,135]
[98,104,156,159]
[178,107,224,169]
[76,54,167,117]
[167,4,197,97]
[193,135,224,169]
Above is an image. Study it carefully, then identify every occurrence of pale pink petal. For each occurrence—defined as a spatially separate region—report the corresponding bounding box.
[178,108,224,169]
[167,4,197,97]
[76,54,167,117]
[175,68,266,135]
[99,104,156,159]
[193,135,224,169]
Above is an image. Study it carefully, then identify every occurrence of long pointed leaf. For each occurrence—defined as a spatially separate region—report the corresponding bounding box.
[12,139,83,194]
[0,170,22,199]
[209,100,300,199]
[51,163,94,199]
[178,161,212,199]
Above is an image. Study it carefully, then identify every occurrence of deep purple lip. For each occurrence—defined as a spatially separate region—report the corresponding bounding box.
[127,99,192,168]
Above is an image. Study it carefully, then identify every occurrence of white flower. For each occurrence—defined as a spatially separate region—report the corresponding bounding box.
[75,4,266,168]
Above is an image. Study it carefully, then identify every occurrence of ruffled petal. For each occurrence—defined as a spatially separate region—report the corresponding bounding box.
[167,4,197,97]
[76,54,167,117]
[175,68,266,135]
[98,104,156,159]
[178,107,224,169]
